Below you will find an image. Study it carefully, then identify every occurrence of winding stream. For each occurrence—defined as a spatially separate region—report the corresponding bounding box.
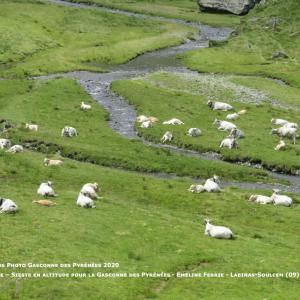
[40,0,300,192]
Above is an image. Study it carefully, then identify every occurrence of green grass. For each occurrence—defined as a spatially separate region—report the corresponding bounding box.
[230,76,300,108]
[111,72,300,173]
[67,0,241,27]
[182,0,300,87]
[0,77,270,182]
[0,0,196,78]
[1,1,300,299]
[0,150,300,299]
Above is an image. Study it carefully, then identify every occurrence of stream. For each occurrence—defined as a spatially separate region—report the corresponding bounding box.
[40,0,300,193]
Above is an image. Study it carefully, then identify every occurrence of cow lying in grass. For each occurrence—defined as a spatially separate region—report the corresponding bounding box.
[0,138,11,149]
[61,126,78,137]
[161,131,173,143]
[220,137,238,149]
[26,123,38,131]
[0,198,18,214]
[187,128,201,137]
[204,219,234,239]
[163,118,184,125]
[77,192,95,208]
[81,101,91,111]
[271,126,297,144]
[81,182,101,200]
[37,181,57,197]
[188,175,221,193]
[213,119,236,131]
[44,158,63,166]
[6,145,23,153]
[207,100,233,111]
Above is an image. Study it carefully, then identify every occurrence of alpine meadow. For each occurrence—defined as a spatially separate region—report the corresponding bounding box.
[0,0,300,299]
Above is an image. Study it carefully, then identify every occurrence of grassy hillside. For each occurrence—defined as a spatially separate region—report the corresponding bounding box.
[4,75,298,299]
[0,0,196,77]
[1,1,300,299]
[1,151,300,299]
[182,0,300,87]
[0,78,270,182]
[68,0,240,27]
[112,72,300,174]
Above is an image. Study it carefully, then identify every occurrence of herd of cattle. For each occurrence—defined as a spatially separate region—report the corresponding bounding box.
[135,100,297,239]
[0,101,99,213]
[0,181,101,212]
[137,100,298,151]
[0,99,297,239]
[0,101,93,152]
[190,174,293,239]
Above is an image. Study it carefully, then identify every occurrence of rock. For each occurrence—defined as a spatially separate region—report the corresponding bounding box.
[197,0,260,15]
[271,51,289,59]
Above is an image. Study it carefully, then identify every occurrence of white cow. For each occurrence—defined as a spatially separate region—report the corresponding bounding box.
[207,100,233,111]
[61,126,78,137]
[140,120,152,128]
[271,127,297,144]
[6,145,23,153]
[161,131,173,143]
[213,119,236,131]
[136,115,149,123]
[187,184,205,194]
[204,219,234,239]
[187,128,201,137]
[0,138,11,149]
[77,192,95,208]
[81,102,91,111]
[204,175,221,192]
[37,181,57,197]
[229,128,245,139]
[44,158,64,166]
[163,118,184,125]
[248,194,273,205]
[81,182,101,200]
[0,198,18,214]
[271,118,289,126]
[220,137,238,149]
[270,189,293,207]
[226,113,239,120]
[26,123,38,131]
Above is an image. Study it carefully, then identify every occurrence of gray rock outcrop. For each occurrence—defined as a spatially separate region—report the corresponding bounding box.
[197,0,260,15]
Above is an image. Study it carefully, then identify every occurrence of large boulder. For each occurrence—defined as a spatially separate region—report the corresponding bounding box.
[198,0,260,15]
